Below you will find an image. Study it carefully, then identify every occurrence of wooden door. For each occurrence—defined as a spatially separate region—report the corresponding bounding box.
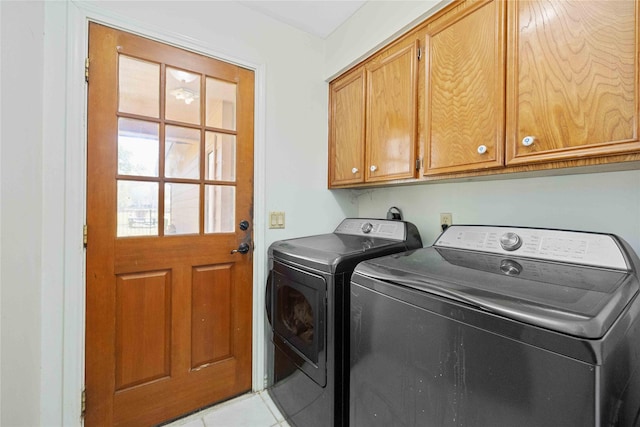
[365,39,419,182]
[328,67,366,187]
[424,0,506,175]
[86,23,254,426]
[506,0,640,165]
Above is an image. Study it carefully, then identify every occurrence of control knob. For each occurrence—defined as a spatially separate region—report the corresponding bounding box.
[500,232,522,251]
[500,259,522,276]
[361,222,373,234]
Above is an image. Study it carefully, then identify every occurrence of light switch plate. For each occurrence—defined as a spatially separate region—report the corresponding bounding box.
[269,211,285,229]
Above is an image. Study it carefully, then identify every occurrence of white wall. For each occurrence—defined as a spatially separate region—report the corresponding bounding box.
[324,0,451,79]
[355,171,640,253]
[1,2,44,426]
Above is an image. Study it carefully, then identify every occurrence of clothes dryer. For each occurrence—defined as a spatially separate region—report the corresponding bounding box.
[266,218,422,427]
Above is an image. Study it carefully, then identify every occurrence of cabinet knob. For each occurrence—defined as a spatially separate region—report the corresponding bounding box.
[351,167,359,174]
[522,136,536,147]
[370,165,377,172]
[477,145,487,154]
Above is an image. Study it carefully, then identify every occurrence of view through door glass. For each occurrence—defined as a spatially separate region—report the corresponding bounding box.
[86,23,254,426]
[117,56,238,237]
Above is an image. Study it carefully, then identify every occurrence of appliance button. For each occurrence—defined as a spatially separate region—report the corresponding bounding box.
[500,232,522,251]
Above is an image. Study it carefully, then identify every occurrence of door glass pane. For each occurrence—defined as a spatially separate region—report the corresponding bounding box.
[205,185,235,233]
[117,180,159,237]
[205,132,236,181]
[206,78,236,130]
[166,67,200,125]
[118,55,160,118]
[118,118,159,177]
[165,183,199,235]
[165,126,200,179]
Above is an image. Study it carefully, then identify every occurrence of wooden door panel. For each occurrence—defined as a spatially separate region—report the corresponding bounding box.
[114,236,238,273]
[506,0,640,165]
[191,264,233,368]
[425,0,505,175]
[329,68,366,186]
[87,23,254,426]
[113,360,238,425]
[366,40,419,182]
[115,271,172,391]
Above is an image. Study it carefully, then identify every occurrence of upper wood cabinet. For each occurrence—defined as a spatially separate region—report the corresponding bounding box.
[424,0,506,175]
[329,38,420,187]
[506,0,640,165]
[365,39,420,183]
[328,0,640,188]
[329,67,366,186]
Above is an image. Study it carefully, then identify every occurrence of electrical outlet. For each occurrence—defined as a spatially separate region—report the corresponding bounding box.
[440,213,453,229]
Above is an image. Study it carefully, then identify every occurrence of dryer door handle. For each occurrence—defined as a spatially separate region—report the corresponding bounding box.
[265,271,273,328]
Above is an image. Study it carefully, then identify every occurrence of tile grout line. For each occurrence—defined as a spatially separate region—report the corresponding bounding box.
[258,391,287,425]
[258,391,281,423]
[158,391,295,427]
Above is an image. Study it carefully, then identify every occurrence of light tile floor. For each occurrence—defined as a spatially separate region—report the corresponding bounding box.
[162,391,290,427]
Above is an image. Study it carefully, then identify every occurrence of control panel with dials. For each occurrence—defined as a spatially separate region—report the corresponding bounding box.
[435,225,628,270]
[333,218,407,241]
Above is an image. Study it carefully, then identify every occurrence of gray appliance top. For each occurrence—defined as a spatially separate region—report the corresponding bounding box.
[354,225,639,339]
[269,218,422,273]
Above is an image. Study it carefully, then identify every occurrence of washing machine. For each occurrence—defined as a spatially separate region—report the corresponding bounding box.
[350,225,640,427]
[265,218,423,427]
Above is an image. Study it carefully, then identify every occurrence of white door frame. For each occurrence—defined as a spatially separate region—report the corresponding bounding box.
[49,2,267,424]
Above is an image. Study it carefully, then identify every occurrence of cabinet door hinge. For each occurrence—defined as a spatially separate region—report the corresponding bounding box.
[85,58,90,83]
[416,158,422,171]
[83,224,88,248]
[417,47,422,60]
[81,389,86,418]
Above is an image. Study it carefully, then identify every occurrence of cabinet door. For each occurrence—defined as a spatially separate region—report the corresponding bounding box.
[329,68,366,187]
[506,0,640,165]
[366,39,419,182]
[425,0,506,175]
